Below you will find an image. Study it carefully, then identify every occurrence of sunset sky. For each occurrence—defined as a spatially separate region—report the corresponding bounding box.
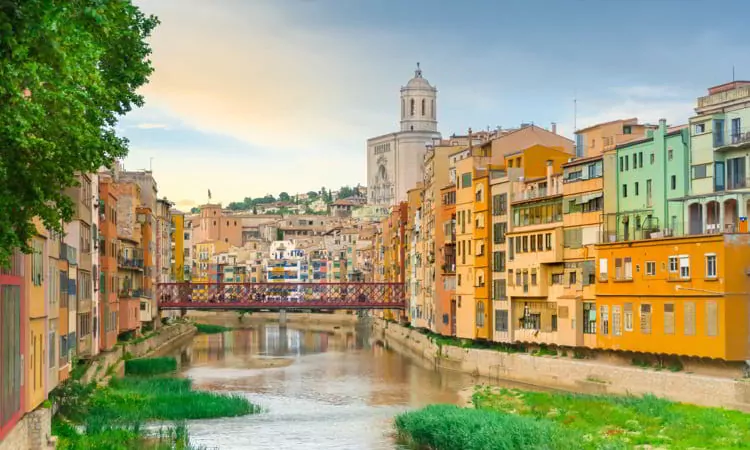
[122,0,750,210]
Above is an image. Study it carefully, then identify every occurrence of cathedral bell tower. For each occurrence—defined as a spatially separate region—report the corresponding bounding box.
[400,62,438,132]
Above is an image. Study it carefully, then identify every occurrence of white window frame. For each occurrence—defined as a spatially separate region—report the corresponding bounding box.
[705,253,717,279]
[599,258,608,281]
[679,254,690,279]
[645,261,656,276]
[668,256,678,273]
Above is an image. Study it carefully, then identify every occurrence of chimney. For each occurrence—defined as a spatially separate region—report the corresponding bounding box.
[551,122,557,134]
[659,118,667,134]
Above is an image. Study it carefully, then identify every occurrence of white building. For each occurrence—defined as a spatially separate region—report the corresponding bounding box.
[366,64,441,206]
[265,240,308,283]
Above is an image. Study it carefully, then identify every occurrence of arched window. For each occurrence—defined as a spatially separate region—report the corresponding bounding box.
[410,99,415,116]
[421,99,425,116]
[431,99,435,119]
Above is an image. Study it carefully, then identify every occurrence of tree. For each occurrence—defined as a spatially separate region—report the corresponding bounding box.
[226,202,245,211]
[306,191,319,200]
[278,192,290,202]
[0,0,159,265]
[190,207,200,214]
[338,186,355,199]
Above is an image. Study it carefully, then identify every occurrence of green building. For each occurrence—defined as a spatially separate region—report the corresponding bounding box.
[603,119,690,241]
[682,81,750,235]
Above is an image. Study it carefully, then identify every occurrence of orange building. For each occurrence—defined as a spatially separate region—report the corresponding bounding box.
[437,184,456,335]
[595,233,750,360]
[574,118,655,158]
[98,177,119,350]
[498,144,573,176]
[136,206,155,324]
[472,170,491,339]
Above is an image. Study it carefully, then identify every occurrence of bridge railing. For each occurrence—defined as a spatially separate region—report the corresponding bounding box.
[156,282,407,308]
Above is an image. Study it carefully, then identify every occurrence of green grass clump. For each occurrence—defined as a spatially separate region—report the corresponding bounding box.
[54,416,206,450]
[394,404,574,450]
[195,323,232,334]
[89,377,259,422]
[470,386,750,449]
[124,357,178,376]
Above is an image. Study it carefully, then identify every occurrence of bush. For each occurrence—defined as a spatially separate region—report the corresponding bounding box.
[124,357,177,376]
[195,323,232,334]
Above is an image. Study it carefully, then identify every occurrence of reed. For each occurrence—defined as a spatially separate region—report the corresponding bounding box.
[124,357,178,376]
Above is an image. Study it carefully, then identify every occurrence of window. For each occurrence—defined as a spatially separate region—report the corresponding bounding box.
[495,310,508,332]
[476,301,485,328]
[492,251,505,272]
[600,305,609,335]
[705,254,717,278]
[545,233,552,250]
[522,236,528,252]
[670,175,676,190]
[530,235,536,251]
[634,182,639,196]
[640,304,652,334]
[80,223,91,253]
[461,173,472,188]
[668,256,678,273]
[492,194,507,215]
[551,273,564,284]
[706,301,718,336]
[569,270,577,285]
[638,152,643,168]
[492,279,506,300]
[646,261,656,276]
[493,222,507,244]
[421,98,425,116]
[583,302,597,334]
[598,258,608,281]
[612,306,622,336]
[622,184,627,198]
[623,125,632,134]
[679,255,690,279]
[692,164,709,179]
[619,156,623,172]
[410,98,415,116]
[531,269,537,286]
[78,312,92,337]
[624,302,633,332]
[650,153,655,164]
[32,239,44,286]
[694,123,705,134]
[684,302,696,336]
[714,119,725,147]
[48,330,56,368]
[664,303,675,335]
[668,149,673,161]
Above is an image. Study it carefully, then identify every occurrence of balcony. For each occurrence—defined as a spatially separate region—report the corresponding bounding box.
[713,126,750,151]
[118,255,144,270]
[507,280,548,298]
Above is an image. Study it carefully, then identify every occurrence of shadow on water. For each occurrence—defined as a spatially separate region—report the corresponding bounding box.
[165,317,535,450]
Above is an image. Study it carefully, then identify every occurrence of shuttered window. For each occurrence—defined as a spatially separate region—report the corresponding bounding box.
[684,302,696,336]
[706,301,718,337]
[664,303,675,335]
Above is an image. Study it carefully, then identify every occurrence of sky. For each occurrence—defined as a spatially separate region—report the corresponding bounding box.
[122,0,750,211]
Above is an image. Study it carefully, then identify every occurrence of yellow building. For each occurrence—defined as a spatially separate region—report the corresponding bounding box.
[406,184,426,327]
[170,211,185,281]
[506,163,569,346]
[472,170,491,339]
[25,220,48,411]
[595,233,750,361]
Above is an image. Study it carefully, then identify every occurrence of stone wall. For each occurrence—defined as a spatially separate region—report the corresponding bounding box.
[0,323,195,450]
[374,319,750,412]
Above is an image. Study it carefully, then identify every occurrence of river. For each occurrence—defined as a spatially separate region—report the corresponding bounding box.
[165,318,526,449]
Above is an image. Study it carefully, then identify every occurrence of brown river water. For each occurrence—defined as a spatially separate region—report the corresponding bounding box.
[164,318,537,449]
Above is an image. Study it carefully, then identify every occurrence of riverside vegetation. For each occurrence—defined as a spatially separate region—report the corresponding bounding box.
[395,386,750,449]
[52,356,260,449]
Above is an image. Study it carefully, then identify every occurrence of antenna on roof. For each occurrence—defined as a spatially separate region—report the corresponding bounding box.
[573,94,578,132]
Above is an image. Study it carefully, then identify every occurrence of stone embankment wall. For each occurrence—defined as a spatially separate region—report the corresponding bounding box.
[374,319,750,411]
[0,322,195,450]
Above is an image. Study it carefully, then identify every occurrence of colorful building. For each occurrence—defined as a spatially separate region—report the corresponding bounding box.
[98,176,119,351]
[595,233,750,360]
[170,211,185,281]
[684,81,750,235]
[437,184,457,335]
[472,168,491,340]
[25,220,48,411]
[136,206,155,324]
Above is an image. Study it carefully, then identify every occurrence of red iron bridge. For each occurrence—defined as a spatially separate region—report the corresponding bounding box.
[156,282,407,310]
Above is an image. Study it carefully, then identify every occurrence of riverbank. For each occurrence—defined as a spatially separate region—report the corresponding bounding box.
[54,358,260,449]
[395,386,750,449]
[374,319,750,411]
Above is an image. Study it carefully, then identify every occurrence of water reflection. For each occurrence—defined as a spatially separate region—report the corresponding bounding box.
[175,322,477,449]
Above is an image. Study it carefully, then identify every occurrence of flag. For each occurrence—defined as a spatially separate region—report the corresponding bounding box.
[208,189,212,200]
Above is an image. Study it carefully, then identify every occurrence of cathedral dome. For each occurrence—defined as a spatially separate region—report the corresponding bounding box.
[405,63,433,89]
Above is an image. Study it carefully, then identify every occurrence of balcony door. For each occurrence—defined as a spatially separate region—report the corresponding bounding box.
[727,157,746,190]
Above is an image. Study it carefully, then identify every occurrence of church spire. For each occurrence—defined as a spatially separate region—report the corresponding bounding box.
[415,62,422,78]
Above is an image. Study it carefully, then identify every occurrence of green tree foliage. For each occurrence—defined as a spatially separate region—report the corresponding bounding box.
[226,202,244,211]
[189,207,200,214]
[0,0,158,265]
[278,192,290,202]
[306,191,319,200]
[338,186,355,199]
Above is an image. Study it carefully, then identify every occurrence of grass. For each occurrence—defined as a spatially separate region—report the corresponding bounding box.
[125,357,178,376]
[53,374,259,448]
[194,323,232,334]
[396,386,750,449]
